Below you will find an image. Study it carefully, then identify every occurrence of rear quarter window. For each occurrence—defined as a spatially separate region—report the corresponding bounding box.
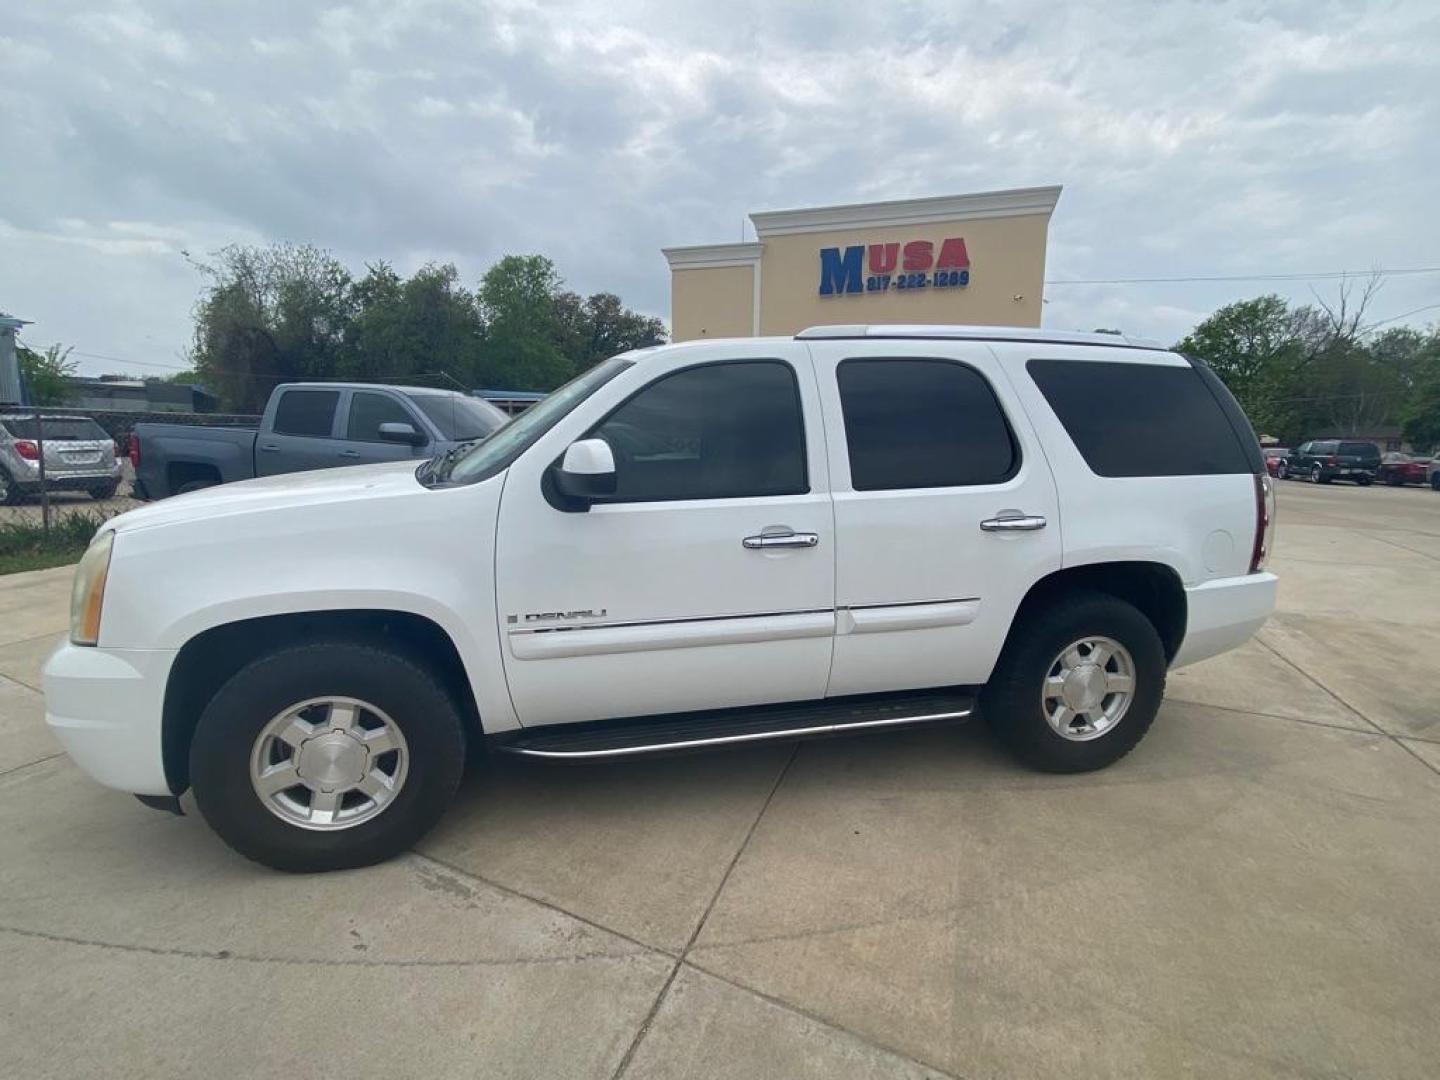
[1027,358,1257,478]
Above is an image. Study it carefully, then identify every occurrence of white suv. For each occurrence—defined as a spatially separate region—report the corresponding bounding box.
[45,325,1277,871]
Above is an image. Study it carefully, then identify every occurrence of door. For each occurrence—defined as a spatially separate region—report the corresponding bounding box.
[808,340,1062,696]
[334,389,431,465]
[256,388,343,476]
[494,342,835,728]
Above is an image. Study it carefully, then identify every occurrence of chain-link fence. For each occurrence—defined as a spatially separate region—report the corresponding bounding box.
[0,407,243,572]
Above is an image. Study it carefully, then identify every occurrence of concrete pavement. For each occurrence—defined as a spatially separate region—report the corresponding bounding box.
[1,482,1438,1078]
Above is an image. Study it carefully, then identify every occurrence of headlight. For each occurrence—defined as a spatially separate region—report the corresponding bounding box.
[69,530,115,646]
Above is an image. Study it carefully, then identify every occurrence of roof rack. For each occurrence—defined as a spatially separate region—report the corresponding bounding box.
[794,324,1167,350]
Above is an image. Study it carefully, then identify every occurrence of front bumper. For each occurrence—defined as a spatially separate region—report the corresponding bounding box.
[43,641,177,796]
[1171,572,1278,669]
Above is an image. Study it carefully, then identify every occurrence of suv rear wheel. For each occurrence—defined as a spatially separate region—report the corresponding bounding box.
[190,640,466,872]
[981,592,1165,773]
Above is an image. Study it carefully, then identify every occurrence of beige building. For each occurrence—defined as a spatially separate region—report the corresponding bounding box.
[663,186,1061,341]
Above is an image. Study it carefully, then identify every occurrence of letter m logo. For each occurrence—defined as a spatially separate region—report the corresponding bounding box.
[818,246,864,296]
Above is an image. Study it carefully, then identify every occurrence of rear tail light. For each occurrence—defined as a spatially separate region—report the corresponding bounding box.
[13,439,39,461]
[128,436,140,469]
[1327,455,1338,466]
[1250,473,1276,573]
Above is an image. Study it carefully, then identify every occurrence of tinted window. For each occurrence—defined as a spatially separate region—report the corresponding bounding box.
[2,418,108,441]
[408,393,507,440]
[346,392,417,443]
[1027,359,1253,477]
[590,361,806,502]
[272,390,339,438]
[1339,441,1380,460]
[837,358,1017,490]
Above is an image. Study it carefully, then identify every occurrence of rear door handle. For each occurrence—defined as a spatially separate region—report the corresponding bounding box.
[259,444,280,453]
[743,530,819,550]
[338,449,362,458]
[980,514,1047,532]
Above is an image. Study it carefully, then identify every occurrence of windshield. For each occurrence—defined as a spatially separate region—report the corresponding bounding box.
[2,417,109,441]
[430,357,633,486]
[406,393,508,441]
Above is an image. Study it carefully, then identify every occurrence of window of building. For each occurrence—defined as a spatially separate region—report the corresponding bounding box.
[590,360,807,502]
[347,392,419,443]
[272,390,340,438]
[837,358,1018,490]
[1027,358,1253,477]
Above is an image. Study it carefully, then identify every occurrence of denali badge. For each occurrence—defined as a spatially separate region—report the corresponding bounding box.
[507,609,608,625]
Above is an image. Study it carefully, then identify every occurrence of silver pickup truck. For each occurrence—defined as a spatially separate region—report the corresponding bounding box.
[131,383,509,499]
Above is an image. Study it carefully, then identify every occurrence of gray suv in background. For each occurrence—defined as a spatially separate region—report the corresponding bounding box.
[0,414,121,505]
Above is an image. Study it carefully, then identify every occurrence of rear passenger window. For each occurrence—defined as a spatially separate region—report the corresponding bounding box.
[590,360,807,502]
[273,390,340,438]
[837,358,1017,490]
[1027,359,1252,477]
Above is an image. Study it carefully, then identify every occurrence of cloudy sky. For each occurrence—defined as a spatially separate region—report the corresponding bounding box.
[3,0,1438,377]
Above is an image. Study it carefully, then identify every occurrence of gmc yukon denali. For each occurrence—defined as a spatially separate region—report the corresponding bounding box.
[45,325,1278,872]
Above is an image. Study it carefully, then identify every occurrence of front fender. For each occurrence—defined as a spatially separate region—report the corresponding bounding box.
[98,474,518,732]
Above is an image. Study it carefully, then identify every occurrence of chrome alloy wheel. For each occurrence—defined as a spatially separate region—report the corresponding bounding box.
[1041,636,1136,742]
[249,696,409,831]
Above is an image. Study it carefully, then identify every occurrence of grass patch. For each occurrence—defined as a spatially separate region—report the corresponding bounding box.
[0,511,110,577]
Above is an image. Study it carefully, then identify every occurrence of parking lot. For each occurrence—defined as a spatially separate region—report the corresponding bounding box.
[0,480,1436,1079]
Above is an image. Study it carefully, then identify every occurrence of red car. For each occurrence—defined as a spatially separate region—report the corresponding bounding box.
[1377,452,1430,486]
[1263,448,1290,478]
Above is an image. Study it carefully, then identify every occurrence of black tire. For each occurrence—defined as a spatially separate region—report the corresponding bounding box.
[89,480,120,500]
[190,640,467,872]
[175,479,218,496]
[1385,473,1402,487]
[980,592,1166,773]
[0,467,22,506]
[1276,461,1288,480]
[1356,476,1372,487]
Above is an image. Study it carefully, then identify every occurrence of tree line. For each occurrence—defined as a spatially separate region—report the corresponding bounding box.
[187,245,665,412]
[1176,280,1440,451]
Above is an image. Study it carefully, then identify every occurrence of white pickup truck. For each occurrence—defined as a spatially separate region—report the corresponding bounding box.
[45,325,1277,872]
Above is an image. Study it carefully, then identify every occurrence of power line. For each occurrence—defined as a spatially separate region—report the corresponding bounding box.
[1362,302,1440,332]
[1044,266,1440,285]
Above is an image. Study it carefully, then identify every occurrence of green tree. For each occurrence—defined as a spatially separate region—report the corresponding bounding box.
[341,262,482,386]
[190,244,353,411]
[1176,295,1304,438]
[17,343,77,406]
[474,255,571,390]
[1400,332,1440,451]
[553,290,666,371]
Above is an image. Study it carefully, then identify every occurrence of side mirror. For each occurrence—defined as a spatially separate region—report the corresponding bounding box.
[378,421,426,447]
[553,438,617,505]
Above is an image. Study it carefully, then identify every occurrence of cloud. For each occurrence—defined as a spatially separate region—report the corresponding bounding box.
[2,0,1438,375]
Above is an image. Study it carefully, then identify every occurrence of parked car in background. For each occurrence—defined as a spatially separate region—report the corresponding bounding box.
[1377,452,1431,487]
[1263,448,1290,478]
[45,324,1277,871]
[130,383,509,499]
[0,414,121,505]
[1427,458,1440,492]
[1282,439,1380,484]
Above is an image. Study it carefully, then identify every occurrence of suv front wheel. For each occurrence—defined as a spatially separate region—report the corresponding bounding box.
[981,592,1165,773]
[190,640,467,872]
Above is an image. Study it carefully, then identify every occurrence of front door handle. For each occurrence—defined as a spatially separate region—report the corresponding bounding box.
[980,513,1047,532]
[743,530,819,550]
[259,444,280,453]
[338,449,362,458]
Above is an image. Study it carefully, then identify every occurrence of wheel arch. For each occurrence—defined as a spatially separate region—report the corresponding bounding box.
[161,609,481,795]
[1008,561,1187,664]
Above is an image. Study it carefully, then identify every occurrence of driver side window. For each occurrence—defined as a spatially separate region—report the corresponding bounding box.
[589,360,807,502]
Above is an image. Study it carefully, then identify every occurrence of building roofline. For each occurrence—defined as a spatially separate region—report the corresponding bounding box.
[661,242,763,270]
[749,186,1062,237]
